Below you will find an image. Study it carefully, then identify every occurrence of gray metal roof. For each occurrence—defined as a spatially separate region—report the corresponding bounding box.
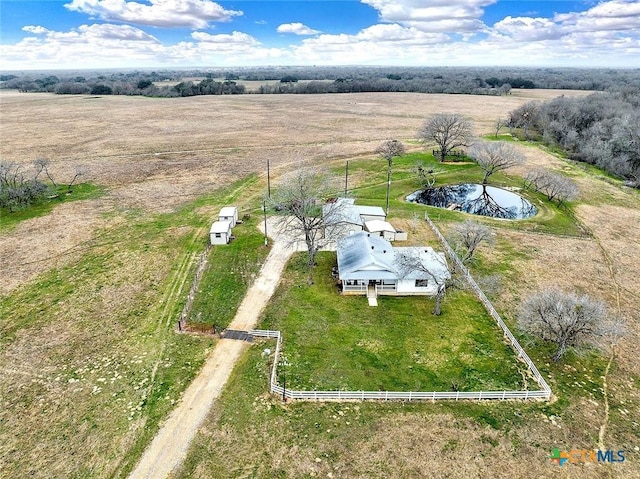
[337,231,450,282]
[323,198,386,228]
[355,205,386,217]
[337,232,396,280]
[394,247,451,283]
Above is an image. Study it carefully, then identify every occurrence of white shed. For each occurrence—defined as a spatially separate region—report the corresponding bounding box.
[218,206,238,226]
[364,219,397,241]
[210,220,232,245]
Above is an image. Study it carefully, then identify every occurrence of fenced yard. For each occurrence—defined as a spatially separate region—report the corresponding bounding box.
[252,213,550,401]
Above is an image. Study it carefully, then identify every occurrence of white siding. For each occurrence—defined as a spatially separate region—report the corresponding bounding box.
[396,279,438,295]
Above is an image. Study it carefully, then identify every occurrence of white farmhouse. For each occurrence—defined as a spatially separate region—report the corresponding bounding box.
[337,232,450,299]
[210,220,232,245]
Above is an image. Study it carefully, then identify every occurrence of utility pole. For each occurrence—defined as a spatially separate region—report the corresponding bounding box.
[385,163,391,215]
[267,159,271,198]
[344,160,349,197]
[262,198,268,247]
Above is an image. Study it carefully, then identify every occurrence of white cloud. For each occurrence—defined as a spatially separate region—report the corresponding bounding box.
[23,25,51,34]
[2,24,166,68]
[493,16,564,42]
[64,0,242,29]
[489,0,640,46]
[191,31,259,45]
[555,0,640,32]
[277,23,320,35]
[362,0,497,32]
[292,24,449,64]
[2,0,639,69]
[0,23,288,68]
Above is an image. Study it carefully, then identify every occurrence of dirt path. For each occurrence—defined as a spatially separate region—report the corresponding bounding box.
[128,229,296,479]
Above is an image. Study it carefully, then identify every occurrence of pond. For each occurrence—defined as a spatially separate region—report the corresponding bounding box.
[407,183,537,219]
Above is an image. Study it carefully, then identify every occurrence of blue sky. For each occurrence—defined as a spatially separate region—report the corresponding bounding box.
[1,0,639,70]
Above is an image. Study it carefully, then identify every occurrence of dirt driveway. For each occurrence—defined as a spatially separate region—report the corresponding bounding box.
[128,220,299,479]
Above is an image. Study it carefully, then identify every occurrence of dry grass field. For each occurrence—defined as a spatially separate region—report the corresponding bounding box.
[2,88,638,478]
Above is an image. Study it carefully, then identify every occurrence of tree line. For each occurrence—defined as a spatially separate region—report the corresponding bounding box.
[3,66,639,97]
[506,89,640,185]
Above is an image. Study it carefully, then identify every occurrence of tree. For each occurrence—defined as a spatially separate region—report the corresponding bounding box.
[67,166,87,193]
[469,140,524,185]
[517,289,617,362]
[508,101,540,140]
[448,220,493,264]
[396,249,450,315]
[270,168,346,285]
[91,84,112,95]
[34,158,56,187]
[0,161,49,211]
[494,118,507,138]
[524,168,578,205]
[375,139,405,215]
[417,113,472,162]
[137,79,153,89]
[414,161,439,189]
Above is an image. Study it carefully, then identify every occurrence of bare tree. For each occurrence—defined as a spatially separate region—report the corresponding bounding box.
[448,220,493,264]
[508,101,540,140]
[418,113,472,162]
[524,168,578,205]
[375,139,405,215]
[34,158,56,187]
[414,161,439,189]
[0,161,49,211]
[468,140,524,185]
[270,168,345,285]
[494,118,507,138]
[67,165,88,193]
[396,249,450,315]
[517,288,619,362]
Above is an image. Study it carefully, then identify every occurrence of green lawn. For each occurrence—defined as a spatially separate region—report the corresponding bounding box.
[188,218,270,329]
[259,252,526,393]
[337,151,586,237]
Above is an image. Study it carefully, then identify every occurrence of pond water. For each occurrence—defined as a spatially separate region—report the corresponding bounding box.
[407,184,537,219]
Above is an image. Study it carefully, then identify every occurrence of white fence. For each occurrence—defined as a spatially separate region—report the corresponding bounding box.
[251,324,551,402]
[422,212,551,396]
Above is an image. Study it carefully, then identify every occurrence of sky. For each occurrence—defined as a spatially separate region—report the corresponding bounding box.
[1,0,639,70]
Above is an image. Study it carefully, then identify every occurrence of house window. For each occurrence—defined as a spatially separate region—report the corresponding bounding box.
[215,233,222,238]
[415,279,429,287]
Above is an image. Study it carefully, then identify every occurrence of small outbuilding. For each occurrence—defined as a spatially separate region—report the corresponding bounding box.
[210,220,232,245]
[218,206,238,226]
[364,219,397,241]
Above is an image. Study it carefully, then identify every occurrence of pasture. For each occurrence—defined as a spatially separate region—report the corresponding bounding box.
[1,88,638,478]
